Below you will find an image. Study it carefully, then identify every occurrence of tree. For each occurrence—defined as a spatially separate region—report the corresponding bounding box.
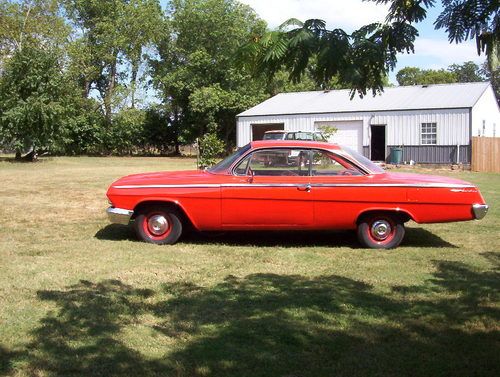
[243,0,498,95]
[0,0,69,61]
[396,61,487,86]
[151,0,269,151]
[448,61,486,82]
[396,67,457,85]
[62,0,162,121]
[0,46,77,160]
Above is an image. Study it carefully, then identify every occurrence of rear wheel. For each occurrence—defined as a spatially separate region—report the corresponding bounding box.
[357,213,405,249]
[134,206,183,245]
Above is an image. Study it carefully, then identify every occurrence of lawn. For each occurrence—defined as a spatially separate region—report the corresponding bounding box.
[0,156,498,377]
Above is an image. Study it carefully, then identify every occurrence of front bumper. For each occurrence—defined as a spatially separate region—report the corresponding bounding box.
[107,207,134,225]
[472,204,489,220]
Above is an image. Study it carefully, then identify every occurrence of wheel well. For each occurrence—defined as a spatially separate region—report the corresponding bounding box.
[133,201,194,230]
[356,210,412,225]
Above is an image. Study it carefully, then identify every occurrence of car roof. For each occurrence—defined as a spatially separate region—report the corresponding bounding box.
[250,140,341,150]
[264,130,286,133]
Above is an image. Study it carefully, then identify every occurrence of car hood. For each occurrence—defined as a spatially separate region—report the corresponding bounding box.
[111,170,219,187]
[378,172,474,187]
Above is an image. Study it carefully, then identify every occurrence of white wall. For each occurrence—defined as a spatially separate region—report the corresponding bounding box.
[471,85,500,137]
[237,108,471,147]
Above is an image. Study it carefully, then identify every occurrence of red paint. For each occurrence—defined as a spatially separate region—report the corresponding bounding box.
[106,141,487,232]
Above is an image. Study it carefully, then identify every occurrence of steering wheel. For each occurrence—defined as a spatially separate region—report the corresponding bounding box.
[340,169,354,176]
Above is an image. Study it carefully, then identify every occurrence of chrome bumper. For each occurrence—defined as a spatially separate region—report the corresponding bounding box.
[107,207,134,225]
[472,204,488,220]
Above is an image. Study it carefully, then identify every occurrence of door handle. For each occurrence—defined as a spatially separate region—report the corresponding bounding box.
[297,184,311,192]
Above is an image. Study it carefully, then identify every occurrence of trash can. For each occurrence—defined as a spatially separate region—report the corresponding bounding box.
[390,147,403,165]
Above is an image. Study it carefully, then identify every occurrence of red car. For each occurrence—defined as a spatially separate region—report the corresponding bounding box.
[106,141,488,249]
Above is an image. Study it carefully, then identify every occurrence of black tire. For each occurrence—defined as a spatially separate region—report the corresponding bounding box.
[357,213,405,249]
[134,205,183,245]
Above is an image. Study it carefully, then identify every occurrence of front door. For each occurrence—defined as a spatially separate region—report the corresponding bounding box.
[221,148,313,229]
[370,125,386,161]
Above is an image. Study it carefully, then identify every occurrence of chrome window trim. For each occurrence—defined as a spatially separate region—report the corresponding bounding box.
[113,183,476,189]
[228,146,373,176]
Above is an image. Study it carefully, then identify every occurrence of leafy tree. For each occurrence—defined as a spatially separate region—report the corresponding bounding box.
[151,0,268,151]
[0,46,77,160]
[448,61,487,82]
[396,61,487,86]
[396,66,457,85]
[63,0,162,121]
[244,0,498,95]
[0,0,69,66]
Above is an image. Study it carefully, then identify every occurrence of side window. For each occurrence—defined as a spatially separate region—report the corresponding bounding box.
[241,149,310,176]
[285,133,295,140]
[311,150,362,176]
[234,155,251,175]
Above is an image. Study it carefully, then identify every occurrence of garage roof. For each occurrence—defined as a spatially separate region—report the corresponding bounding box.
[238,82,491,117]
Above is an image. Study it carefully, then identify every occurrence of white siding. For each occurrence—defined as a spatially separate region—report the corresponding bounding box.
[237,108,471,147]
[471,86,500,137]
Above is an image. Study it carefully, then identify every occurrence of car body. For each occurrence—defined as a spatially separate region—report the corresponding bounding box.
[263,130,326,141]
[106,140,488,249]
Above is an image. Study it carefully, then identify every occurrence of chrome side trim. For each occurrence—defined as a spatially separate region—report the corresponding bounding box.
[107,207,134,225]
[113,183,475,189]
[472,204,488,220]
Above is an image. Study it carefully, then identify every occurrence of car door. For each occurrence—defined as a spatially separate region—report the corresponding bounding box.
[221,148,314,229]
[308,149,372,229]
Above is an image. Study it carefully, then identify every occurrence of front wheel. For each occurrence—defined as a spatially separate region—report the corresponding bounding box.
[134,206,183,245]
[357,214,405,249]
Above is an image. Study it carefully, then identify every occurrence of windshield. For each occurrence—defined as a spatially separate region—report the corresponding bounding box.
[343,147,385,174]
[208,144,251,174]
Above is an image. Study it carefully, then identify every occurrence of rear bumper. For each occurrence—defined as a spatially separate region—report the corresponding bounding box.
[107,207,134,225]
[472,204,488,220]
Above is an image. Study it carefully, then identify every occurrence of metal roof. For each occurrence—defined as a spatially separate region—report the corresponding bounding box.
[238,82,491,117]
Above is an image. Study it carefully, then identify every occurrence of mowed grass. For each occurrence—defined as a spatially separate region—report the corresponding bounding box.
[0,156,499,377]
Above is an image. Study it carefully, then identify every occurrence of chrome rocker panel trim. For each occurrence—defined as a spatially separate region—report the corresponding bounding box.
[472,204,488,220]
[107,207,134,225]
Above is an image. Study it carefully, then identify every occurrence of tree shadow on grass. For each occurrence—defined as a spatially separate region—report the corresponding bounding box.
[22,257,499,376]
[95,224,456,249]
[0,345,22,375]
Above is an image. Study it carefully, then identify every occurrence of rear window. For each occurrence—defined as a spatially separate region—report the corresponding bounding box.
[263,132,285,140]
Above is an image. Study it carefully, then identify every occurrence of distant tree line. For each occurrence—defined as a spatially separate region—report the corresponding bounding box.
[0,0,497,161]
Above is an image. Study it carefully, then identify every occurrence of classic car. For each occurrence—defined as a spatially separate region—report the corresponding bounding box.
[106,140,488,249]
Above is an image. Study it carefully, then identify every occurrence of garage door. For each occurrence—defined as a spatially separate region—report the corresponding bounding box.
[315,121,363,153]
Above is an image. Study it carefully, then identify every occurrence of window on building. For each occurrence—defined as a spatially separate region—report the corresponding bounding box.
[421,122,437,145]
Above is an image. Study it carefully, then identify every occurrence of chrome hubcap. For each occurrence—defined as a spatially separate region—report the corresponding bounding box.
[371,220,391,241]
[147,215,169,236]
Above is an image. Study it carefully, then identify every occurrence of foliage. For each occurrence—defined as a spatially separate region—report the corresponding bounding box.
[396,61,487,86]
[0,46,76,157]
[197,124,225,168]
[151,0,268,150]
[396,66,457,85]
[240,17,418,97]
[0,0,69,65]
[448,61,487,82]
[62,0,163,119]
[245,1,498,95]
[106,108,146,155]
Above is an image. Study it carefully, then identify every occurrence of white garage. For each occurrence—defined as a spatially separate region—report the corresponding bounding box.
[236,82,500,164]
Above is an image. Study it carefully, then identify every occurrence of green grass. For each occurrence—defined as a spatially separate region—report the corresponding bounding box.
[0,156,498,377]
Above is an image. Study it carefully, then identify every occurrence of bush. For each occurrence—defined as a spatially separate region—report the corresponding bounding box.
[198,128,225,168]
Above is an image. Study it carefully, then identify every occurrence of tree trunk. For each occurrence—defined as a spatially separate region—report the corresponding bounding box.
[15,150,21,160]
[104,54,118,125]
[130,59,139,109]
